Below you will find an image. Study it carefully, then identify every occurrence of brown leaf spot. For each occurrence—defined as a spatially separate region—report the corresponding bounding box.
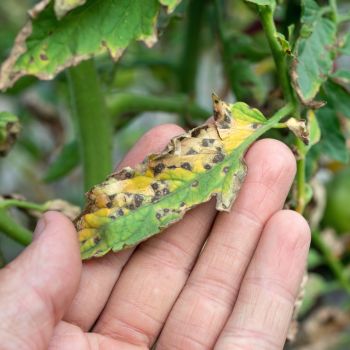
[154,163,165,175]
[40,53,48,61]
[212,153,224,163]
[181,162,192,171]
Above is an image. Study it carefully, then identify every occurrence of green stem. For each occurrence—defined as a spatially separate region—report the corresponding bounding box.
[107,93,210,126]
[259,6,296,105]
[0,209,32,246]
[178,0,207,97]
[0,199,46,212]
[68,60,112,192]
[329,0,338,22]
[259,5,307,214]
[312,230,350,295]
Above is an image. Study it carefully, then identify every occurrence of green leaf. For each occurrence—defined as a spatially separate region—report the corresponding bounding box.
[316,107,348,163]
[76,96,292,259]
[324,80,350,118]
[0,112,21,156]
[43,140,80,182]
[291,0,337,106]
[0,0,181,90]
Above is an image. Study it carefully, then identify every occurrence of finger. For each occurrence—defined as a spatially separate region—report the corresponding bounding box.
[157,139,296,350]
[0,212,81,350]
[64,124,185,331]
[215,210,310,349]
[93,199,216,346]
[49,321,147,350]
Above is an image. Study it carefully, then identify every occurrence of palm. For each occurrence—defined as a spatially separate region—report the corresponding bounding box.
[0,124,310,350]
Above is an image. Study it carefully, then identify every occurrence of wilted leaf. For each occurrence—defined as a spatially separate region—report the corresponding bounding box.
[0,0,182,90]
[0,112,21,156]
[75,95,290,259]
[291,0,337,107]
[286,117,309,145]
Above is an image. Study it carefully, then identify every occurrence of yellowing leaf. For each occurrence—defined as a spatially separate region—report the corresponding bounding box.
[75,95,292,260]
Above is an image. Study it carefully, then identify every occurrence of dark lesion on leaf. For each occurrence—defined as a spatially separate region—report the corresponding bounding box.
[154,163,165,175]
[191,180,199,187]
[39,53,48,61]
[201,138,215,147]
[204,164,212,170]
[212,153,224,163]
[134,194,144,208]
[186,148,198,155]
[181,162,192,171]
[93,236,102,244]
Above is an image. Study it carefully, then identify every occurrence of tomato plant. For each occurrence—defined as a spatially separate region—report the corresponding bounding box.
[0,0,350,347]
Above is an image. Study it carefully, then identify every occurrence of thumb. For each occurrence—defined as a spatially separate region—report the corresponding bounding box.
[0,211,82,350]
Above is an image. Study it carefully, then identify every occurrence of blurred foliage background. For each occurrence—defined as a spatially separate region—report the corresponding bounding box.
[1,0,350,348]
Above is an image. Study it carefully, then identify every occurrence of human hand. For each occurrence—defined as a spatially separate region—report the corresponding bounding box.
[0,124,310,350]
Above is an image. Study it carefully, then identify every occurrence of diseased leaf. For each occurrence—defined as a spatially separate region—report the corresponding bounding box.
[0,112,21,156]
[286,117,309,145]
[75,95,290,260]
[0,0,181,90]
[291,0,337,107]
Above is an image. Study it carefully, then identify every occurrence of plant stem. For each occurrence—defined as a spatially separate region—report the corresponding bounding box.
[68,60,112,192]
[178,0,207,97]
[259,6,295,106]
[329,0,338,22]
[0,199,46,212]
[312,230,350,295]
[0,209,32,246]
[107,93,210,126]
[258,5,307,214]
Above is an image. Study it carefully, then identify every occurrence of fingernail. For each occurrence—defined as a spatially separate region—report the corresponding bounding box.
[33,215,47,240]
